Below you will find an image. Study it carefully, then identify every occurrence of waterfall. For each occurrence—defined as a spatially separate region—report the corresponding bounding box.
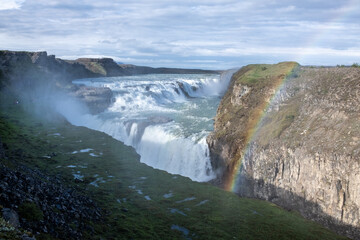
[66,72,236,182]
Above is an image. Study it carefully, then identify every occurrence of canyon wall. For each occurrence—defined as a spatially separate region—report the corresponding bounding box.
[208,63,360,239]
[0,51,111,113]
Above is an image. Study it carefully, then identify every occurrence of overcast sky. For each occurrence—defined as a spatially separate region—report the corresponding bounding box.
[1,0,360,69]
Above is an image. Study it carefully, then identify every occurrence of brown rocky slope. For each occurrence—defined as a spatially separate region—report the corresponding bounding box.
[207,63,360,239]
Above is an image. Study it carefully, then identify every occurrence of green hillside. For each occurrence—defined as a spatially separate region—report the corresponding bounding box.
[0,93,347,240]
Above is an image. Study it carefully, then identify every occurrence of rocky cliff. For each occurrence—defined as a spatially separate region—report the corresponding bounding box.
[0,51,111,113]
[71,58,220,77]
[0,51,101,85]
[208,63,360,239]
[119,65,220,75]
[71,58,125,77]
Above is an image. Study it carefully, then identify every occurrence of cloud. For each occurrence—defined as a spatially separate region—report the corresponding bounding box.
[0,0,25,10]
[0,0,359,69]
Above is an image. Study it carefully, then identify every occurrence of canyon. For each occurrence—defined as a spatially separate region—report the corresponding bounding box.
[208,62,360,239]
[0,51,357,239]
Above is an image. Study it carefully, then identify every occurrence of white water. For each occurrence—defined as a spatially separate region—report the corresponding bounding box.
[63,72,234,182]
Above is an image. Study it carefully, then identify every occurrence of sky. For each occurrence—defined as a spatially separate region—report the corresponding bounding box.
[0,0,360,69]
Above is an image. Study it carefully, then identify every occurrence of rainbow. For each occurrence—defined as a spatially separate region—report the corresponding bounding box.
[225,0,358,191]
[225,63,298,192]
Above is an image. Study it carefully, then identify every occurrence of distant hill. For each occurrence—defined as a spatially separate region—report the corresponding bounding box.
[117,64,221,75]
[68,58,221,77]
[0,50,221,85]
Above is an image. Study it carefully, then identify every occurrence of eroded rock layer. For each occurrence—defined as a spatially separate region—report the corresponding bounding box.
[208,63,360,239]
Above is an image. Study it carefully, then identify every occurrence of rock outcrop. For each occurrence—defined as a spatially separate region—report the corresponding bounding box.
[208,63,360,239]
[70,85,113,114]
[0,51,220,85]
[71,58,220,77]
[72,58,125,77]
[1,208,20,228]
[0,51,100,85]
[0,51,111,113]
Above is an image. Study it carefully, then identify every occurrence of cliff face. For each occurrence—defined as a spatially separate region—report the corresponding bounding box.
[0,51,110,113]
[207,62,299,183]
[73,58,125,77]
[208,63,360,239]
[0,51,100,85]
[72,58,220,77]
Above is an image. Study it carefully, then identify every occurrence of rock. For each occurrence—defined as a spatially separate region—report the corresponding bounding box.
[0,50,99,87]
[176,81,191,98]
[28,51,48,66]
[75,58,125,77]
[21,235,36,240]
[71,58,219,77]
[208,63,360,239]
[2,208,20,228]
[0,164,103,239]
[70,85,113,114]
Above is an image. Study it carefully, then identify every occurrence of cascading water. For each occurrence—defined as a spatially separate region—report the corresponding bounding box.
[68,71,235,182]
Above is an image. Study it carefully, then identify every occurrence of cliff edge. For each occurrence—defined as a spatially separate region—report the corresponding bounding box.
[70,58,220,76]
[208,63,360,239]
[0,51,111,113]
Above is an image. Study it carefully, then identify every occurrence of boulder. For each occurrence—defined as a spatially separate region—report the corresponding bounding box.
[2,208,20,228]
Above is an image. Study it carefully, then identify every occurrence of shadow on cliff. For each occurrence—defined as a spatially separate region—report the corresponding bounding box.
[236,174,359,240]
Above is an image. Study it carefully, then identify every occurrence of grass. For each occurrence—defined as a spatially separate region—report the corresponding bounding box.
[88,62,107,76]
[18,202,44,221]
[0,92,348,239]
[233,62,298,87]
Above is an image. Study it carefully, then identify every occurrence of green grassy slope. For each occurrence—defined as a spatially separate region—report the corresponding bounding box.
[0,94,347,240]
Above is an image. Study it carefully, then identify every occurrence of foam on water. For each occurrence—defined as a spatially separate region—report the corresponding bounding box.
[67,72,235,182]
